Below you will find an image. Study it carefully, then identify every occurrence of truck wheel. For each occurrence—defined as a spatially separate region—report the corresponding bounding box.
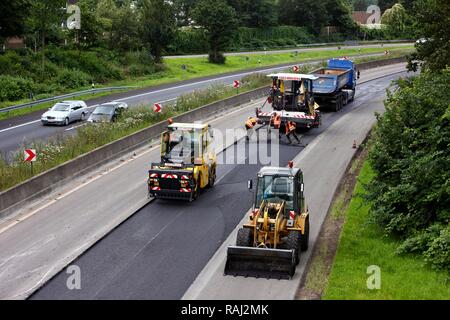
[236,228,253,247]
[334,97,340,112]
[207,167,216,188]
[286,230,301,265]
[301,218,310,251]
[350,89,355,102]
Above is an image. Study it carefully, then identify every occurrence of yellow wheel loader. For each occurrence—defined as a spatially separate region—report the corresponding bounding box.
[147,122,216,201]
[224,163,310,279]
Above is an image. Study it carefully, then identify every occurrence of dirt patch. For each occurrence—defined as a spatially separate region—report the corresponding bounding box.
[295,137,370,300]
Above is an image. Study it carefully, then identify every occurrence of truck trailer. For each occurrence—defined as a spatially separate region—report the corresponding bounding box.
[311,58,358,112]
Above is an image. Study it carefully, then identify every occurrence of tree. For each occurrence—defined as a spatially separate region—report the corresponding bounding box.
[352,0,371,11]
[377,0,397,12]
[366,70,450,271]
[192,0,238,64]
[26,0,65,69]
[0,0,30,41]
[325,0,358,35]
[407,0,450,72]
[140,0,176,62]
[381,3,408,36]
[278,0,329,34]
[173,0,197,26]
[227,0,278,28]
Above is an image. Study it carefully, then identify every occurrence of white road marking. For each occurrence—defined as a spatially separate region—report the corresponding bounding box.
[0,53,396,134]
[0,146,157,235]
[0,120,41,133]
[0,99,260,235]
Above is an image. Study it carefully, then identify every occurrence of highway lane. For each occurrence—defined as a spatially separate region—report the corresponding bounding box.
[0,64,406,299]
[29,70,407,299]
[0,46,406,160]
[0,98,273,299]
[164,42,413,59]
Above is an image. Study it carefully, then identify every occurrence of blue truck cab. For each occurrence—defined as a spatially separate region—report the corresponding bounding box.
[311,58,357,111]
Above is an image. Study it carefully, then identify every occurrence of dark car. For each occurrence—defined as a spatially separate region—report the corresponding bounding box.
[87,102,128,123]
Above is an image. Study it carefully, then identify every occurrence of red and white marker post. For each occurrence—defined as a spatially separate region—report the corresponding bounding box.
[153,103,162,113]
[24,148,36,174]
[233,80,240,94]
[292,65,299,72]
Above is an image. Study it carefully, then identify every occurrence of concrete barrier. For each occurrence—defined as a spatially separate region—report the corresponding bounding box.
[0,87,267,216]
[0,57,406,216]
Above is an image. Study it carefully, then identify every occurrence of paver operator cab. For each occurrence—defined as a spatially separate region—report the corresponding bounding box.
[148,122,217,202]
[257,73,321,130]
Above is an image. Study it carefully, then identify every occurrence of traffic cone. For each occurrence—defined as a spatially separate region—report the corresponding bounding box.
[352,140,357,149]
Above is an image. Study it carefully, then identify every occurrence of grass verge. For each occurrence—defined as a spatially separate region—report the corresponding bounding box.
[0,45,413,121]
[296,139,449,299]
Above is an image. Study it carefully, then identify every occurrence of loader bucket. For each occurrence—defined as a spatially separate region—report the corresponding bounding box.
[224,246,296,280]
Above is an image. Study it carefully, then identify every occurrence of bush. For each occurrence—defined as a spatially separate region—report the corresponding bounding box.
[0,75,35,101]
[365,69,450,271]
[424,226,450,272]
[56,69,91,89]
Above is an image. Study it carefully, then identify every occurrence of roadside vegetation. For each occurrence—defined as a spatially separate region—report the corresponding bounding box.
[0,73,268,191]
[364,70,450,273]
[298,0,450,299]
[323,161,449,299]
[1,0,421,109]
[0,45,413,112]
[0,49,411,191]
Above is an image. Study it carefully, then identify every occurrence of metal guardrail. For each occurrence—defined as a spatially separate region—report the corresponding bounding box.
[0,86,138,113]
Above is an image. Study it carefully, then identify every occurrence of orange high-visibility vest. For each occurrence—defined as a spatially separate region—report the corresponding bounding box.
[285,121,296,134]
[245,118,257,128]
[273,114,281,129]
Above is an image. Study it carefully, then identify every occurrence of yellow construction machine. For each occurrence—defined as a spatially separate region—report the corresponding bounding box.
[224,162,310,279]
[148,122,216,201]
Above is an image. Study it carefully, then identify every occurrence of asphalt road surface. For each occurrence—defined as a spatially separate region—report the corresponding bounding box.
[164,42,412,59]
[0,43,410,161]
[24,67,409,299]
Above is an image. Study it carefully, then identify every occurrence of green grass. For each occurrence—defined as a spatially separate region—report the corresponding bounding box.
[118,45,413,88]
[0,45,413,121]
[323,161,450,300]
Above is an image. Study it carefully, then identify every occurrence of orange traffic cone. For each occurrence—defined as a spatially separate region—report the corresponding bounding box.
[352,140,357,149]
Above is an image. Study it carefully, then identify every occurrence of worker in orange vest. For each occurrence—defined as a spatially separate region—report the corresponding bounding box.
[272,113,281,129]
[285,120,300,144]
[245,116,257,141]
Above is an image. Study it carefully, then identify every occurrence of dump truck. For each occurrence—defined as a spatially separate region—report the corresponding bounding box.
[224,163,310,279]
[256,73,321,130]
[310,58,358,111]
[147,122,216,201]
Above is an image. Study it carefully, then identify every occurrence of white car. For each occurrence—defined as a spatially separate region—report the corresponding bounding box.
[41,100,89,126]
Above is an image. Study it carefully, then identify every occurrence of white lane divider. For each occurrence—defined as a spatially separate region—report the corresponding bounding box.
[0,57,401,134]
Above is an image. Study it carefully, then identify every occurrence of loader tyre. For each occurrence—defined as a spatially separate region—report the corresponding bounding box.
[301,217,310,251]
[236,228,253,247]
[287,230,301,265]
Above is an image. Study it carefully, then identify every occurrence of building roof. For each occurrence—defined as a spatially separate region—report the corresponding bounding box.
[267,73,318,81]
[352,11,371,25]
